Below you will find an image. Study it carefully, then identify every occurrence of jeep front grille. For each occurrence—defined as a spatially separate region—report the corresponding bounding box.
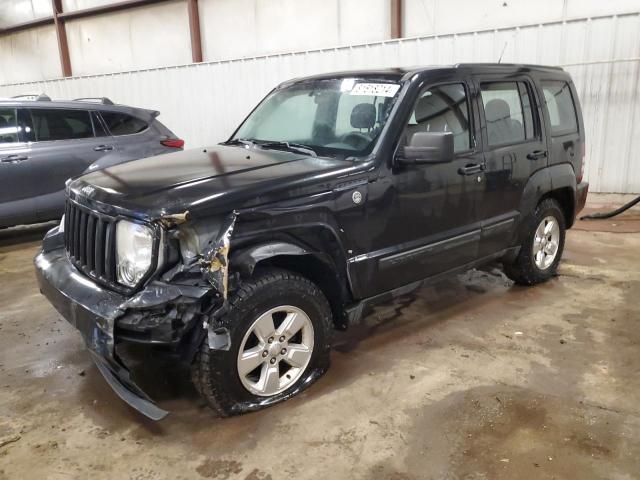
[64,200,117,285]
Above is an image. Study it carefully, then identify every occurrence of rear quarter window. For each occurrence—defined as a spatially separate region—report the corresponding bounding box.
[541,80,578,136]
[101,112,147,135]
[29,108,93,141]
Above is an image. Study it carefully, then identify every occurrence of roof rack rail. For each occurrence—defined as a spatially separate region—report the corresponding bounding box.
[11,93,51,101]
[72,97,114,105]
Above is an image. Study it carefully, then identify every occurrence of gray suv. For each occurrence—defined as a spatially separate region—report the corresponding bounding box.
[0,94,182,228]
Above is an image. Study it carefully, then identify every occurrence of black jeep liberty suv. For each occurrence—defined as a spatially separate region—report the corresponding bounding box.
[35,64,589,419]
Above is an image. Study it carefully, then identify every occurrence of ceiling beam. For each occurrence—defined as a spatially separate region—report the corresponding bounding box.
[0,0,174,36]
[390,0,403,39]
[187,0,203,63]
[0,17,53,35]
[52,0,72,77]
[58,0,173,21]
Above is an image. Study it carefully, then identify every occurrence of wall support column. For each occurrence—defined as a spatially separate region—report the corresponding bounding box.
[52,0,72,77]
[187,0,203,63]
[390,0,403,39]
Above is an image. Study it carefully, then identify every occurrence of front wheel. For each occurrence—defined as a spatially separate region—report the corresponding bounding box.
[504,198,566,285]
[191,268,332,416]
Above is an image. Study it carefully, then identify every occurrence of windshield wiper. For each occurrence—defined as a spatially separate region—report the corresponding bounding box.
[222,138,256,147]
[257,141,318,157]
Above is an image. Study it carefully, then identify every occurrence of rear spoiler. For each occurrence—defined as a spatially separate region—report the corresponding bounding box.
[127,107,160,122]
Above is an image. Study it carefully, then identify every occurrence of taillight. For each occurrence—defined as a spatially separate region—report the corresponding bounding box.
[577,142,585,183]
[161,139,184,148]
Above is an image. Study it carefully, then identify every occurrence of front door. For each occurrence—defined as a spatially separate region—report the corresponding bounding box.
[351,80,485,297]
[473,77,548,257]
[0,107,36,227]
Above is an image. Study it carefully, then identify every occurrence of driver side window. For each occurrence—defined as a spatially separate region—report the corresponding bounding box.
[406,83,471,153]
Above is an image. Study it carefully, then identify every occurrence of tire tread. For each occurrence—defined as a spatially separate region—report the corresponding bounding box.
[504,198,566,286]
[191,268,332,416]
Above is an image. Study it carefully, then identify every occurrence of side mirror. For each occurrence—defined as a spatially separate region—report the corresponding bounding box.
[397,132,454,165]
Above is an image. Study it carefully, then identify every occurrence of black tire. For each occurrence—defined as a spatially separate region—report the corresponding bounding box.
[504,198,566,286]
[191,268,333,416]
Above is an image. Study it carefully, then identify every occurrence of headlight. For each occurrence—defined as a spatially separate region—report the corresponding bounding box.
[116,220,154,287]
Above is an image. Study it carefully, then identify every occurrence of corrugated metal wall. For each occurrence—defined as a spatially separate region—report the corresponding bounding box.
[1,13,639,193]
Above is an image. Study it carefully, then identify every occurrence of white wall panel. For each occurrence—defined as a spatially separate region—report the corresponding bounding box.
[0,25,61,84]
[0,0,52,28]
[64,1,192,76]
[1,13,639,192]
[199,0,390,62]
[404,0,640,37]
[62,0,123,11]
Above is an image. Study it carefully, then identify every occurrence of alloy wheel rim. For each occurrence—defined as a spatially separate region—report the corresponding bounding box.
[533,215,560,270]
[237,305,314,396]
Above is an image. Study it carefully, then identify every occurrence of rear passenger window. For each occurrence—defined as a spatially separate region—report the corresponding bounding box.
[406,83,471,153]
[0,108,19,144]
[481,82,539,147]
[29,109,93,141]
[541,81,578,136]
[101,112,147,135]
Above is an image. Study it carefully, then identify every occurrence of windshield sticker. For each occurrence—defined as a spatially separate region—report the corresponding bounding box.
[350,83,401,97]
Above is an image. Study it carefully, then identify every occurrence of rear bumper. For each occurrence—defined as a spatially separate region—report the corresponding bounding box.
[34,237,169,420]
[576,181,589,216]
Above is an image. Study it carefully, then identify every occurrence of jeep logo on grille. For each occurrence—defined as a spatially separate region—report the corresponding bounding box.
[81,185,95,197]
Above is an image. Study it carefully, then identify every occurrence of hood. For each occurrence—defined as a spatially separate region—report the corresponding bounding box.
[69,144,353,219]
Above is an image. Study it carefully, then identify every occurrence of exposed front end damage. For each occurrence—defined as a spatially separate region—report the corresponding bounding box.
[199,212,236,300]
[34,212,240,420]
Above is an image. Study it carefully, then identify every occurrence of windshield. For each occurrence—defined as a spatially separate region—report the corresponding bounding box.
[231,78,402,159]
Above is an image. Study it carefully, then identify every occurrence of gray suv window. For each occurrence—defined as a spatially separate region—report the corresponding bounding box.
[0,108,19,144]
[101,112,147,135]
[29,109,94,141]
[91,111,108,137]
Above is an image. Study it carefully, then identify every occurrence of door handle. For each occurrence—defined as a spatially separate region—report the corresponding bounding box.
[458,163,485,176]
[0,154,28,163]
[93,145,114,152]
[527,150,548,160]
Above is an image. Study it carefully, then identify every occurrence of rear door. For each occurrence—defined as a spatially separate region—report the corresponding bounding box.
[0,107,36,227]
[473,76,547,257]
[26,107,111,221]
[99,111,161,159]
[538,79,583,175]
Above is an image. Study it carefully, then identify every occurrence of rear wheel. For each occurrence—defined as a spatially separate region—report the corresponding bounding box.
[504,198,566,285]
[191,268,332,416]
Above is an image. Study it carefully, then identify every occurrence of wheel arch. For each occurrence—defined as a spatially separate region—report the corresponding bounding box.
[229,236,353,330]
[539,187,575,229]
[514,164,577,246]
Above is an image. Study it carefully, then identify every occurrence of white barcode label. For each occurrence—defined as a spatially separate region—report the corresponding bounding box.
[350,83,401,97]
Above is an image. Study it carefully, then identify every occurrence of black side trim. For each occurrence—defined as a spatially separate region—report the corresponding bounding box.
[379,229,481,270]
[345,247,518,325]
[480,216,516,237]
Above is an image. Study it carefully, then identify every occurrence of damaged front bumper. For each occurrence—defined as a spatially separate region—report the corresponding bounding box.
[34,226,211,420]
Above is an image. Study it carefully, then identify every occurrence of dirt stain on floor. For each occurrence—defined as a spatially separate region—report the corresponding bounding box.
[395,385,638,480]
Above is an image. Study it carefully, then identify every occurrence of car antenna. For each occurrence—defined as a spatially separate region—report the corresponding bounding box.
[498,41,508,63]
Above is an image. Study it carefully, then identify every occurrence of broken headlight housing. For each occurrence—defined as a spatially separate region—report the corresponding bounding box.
[116,220,154,287]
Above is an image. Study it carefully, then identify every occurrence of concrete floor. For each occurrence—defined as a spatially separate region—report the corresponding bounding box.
[1,196,639,480]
